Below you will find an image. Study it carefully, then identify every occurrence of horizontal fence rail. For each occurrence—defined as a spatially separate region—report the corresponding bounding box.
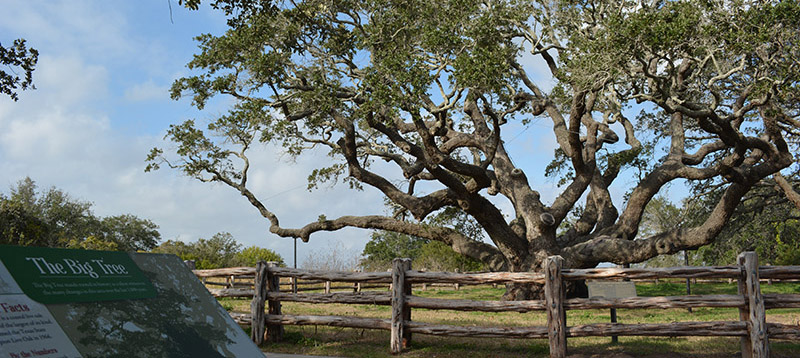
[193,252,800,358]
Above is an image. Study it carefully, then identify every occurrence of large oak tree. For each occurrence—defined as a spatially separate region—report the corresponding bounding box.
[150,0,800,298]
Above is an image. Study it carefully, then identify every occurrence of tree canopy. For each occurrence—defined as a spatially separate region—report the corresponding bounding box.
[361,230,485,272]
[153,232,285,269]
[0,178,161,251]
[151,0,800,297]
[362,207,487,271]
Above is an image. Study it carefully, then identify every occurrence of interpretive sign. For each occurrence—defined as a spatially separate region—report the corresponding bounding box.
[0,246,156,304]
[587,280,637,343]
[0,261,82,358]
[0,246,264,358]
[587,281,637,299]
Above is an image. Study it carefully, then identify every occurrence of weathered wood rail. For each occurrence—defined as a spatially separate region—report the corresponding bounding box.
[195,267,464,297]
[193,252,800,358]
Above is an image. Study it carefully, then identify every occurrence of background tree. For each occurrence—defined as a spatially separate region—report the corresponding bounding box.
[361,208,486,271]
[151,0,800,299]
[636,196,700,268]
[0,38,38,101]
[693,170,800,265]
[361,231,485,272]
[302,240,361,271]
[234,245,285,266]
[153,232,285,269]
[152,239,196,261]
[416,241,485,272]
[360,231,426,271]
[0,177,162,251]
[189,232,242,269]
[773,221,800,266]
[66,235,120,251]
[97,214,162,252]
[0,198,49,246]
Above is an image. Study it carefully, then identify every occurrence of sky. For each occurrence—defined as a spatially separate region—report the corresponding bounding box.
[0,1,627,268]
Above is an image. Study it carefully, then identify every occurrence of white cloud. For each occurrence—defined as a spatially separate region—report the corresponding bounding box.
[0,1,390,265]
[0,55,110,161]
[124,80,169,102]
[0,109,108,160]
[0,1,134,63]
[33,55,109,106]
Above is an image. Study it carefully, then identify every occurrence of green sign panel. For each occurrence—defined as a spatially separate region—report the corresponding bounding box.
[0,245,156,304]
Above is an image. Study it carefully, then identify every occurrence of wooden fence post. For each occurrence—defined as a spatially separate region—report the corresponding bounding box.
[737,254,751,358]
[391,258,412,354]
[402,265,412,348]
[266,261,284,342]
[545,256,566,358]
[251,261,267,345]
[737,252,768,358]
[353,269,361,293]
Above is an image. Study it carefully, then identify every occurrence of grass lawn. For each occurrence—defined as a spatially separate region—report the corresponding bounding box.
[219,281,800,357]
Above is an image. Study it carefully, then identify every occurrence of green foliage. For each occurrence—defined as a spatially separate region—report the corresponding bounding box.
[694,181,800,266]
[98,215,161,252]
[774,221,800,266]
[362,207,486,271]
[235,245,285,266]
[0,38,38,101]
[152,239,196,260]
[415,240,484,272]
[152,233,285,269]
[607,1,704,53]
[66,235,120,251]
[639,196,687,237]
[545,148,574,187]
[0,178,161,251]
[155,0,800,275]
[0,198,49,247]
[150,0,537,188]
[189,232,242,269]
[360,231,427,271]
[361,231,485,272]
[427,207,486,243]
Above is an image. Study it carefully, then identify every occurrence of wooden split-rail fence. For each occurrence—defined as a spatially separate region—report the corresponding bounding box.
[192,268,465,294]
[192,252,800,358]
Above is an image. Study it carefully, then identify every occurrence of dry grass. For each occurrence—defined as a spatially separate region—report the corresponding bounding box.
[219,281,800,357]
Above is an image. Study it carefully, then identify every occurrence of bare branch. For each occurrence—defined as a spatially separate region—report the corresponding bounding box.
[773,173,800,211]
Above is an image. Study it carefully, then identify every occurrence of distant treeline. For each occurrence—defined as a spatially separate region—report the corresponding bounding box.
[1,177,285,269]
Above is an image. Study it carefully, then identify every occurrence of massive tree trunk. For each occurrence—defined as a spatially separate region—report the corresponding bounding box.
[501,253,589,301]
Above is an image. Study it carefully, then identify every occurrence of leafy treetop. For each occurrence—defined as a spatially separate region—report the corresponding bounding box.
[151,0,800,294]
[1,177,162,251]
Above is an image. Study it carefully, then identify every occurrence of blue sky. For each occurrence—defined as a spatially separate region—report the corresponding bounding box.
[0,1,652,267]
[0,1,432,266]
[0,1,341,263]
